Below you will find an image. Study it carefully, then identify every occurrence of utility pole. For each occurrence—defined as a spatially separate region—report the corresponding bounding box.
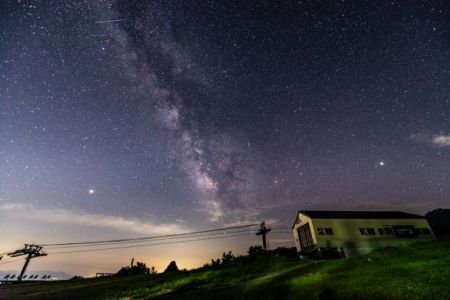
[256,221,271,250]
[7,244,47,281]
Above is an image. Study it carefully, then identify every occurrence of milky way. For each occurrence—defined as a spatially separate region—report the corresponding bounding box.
[1,1,450,273]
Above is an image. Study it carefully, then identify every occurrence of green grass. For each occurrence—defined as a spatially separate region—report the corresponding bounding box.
[1,241,449,300]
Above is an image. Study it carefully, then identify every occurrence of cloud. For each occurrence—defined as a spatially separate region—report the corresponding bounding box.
[409,134,450,148]
[0,203,186,235]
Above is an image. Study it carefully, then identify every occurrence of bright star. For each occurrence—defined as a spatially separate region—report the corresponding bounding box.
[379,161,385,166]
[89,189,95,195]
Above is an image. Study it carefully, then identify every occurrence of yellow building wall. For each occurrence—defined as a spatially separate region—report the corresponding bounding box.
[292,213,317,251]
[293,213,435,256]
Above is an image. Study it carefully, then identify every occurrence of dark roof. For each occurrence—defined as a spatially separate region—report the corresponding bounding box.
[298,210,425,220]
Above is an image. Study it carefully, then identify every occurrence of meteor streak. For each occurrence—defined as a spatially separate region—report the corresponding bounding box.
[95,19,126,24]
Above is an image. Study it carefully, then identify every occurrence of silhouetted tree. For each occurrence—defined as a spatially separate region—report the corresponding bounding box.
[426,208,450,239]
[270,247,297,258]
[210,258,221,267]
[248,245,264,256]
[71,275,84,280]
[127,261,150,275]
[117,261,157,276]
[164,261,179,273]
[221,251,235,264]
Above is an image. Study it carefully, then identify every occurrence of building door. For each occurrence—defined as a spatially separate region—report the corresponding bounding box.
[298,223,314,249]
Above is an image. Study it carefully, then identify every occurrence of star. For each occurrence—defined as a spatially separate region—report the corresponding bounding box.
[1,0,448,277]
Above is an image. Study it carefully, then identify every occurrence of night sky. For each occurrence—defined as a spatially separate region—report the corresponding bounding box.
[1,1,449,275]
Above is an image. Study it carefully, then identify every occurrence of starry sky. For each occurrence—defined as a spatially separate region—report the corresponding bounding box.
[1,1,450,275]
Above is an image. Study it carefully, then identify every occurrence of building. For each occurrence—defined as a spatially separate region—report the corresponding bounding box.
[292,210,435,257]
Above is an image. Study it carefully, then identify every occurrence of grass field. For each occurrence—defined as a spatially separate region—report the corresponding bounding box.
[1,241,449,300]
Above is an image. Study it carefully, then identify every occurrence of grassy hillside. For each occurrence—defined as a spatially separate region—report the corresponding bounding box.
[1,241,449,300]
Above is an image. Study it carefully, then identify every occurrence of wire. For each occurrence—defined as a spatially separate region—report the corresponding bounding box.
[46,232,255,255]
[0,257,23,266]
[45,228,256,250]
[40,223,259,247]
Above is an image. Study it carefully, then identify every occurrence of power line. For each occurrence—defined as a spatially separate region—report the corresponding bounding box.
[44,228,256,249]
[256,222,271,250]
[3,223,263,279]
[46,232,255,255]
[7,245,47,281]
[45,228,256,250]
[40,224,259,247]
[0,257,24,266]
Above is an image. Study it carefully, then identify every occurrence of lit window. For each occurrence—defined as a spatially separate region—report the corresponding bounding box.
[392,225,417,237]
[317,228,333,235]
[359,228,376,235]
[378,227,394,235]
